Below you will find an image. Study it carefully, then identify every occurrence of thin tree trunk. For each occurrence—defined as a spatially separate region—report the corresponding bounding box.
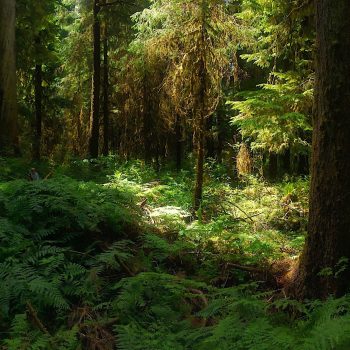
[193,17,207,212]
[102,22,109,156]
[194,122,205,212]
[289,0,350,299]
[33,63,42,161]
[88,0,101,158]
[0,0,19,155]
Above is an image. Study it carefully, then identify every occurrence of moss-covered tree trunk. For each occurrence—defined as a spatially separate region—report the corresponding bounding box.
[193,21,207,212]
[194,115,205,212]
[88,0,101,158]
[102,22,109,156]
[290,0,350,299]
[0,0,19,155]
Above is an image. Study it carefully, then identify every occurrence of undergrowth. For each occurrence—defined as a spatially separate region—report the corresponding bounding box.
[0,158,349,350]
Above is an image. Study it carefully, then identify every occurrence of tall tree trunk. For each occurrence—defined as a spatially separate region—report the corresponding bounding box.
[0,0,19,155]
[88,0,101,158]
[33,63,42,161]
[289,0,350,299]
[194,120,205,212]
[193,19,207,212]
[102,22,109,156]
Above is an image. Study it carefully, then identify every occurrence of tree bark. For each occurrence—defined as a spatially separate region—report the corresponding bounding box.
[289,0,350,299]
[88,0,101,158]
[33,63,43,161]
[193,18,207,212]
[194,119,205,212]
[0,0,19,155]
[102,22,109,156]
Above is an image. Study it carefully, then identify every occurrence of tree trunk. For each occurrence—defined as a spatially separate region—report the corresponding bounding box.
[289,0,350,299]
[102,22,109,156]
[0,0,19,155]
[193,20,207,212]
[88,0,101,158]
[33,63,42,161]
[194,122,205,212]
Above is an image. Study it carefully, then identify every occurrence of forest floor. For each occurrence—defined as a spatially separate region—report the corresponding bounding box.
[1,157,350,350]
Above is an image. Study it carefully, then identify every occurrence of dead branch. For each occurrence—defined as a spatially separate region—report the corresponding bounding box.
[26,302,50,336]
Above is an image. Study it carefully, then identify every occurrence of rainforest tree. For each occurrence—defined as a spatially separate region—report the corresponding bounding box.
[0,0,19,155]
[232,0,314,178]
[16,0,63,159]
[288,0,350,299]
[133,0,241,210]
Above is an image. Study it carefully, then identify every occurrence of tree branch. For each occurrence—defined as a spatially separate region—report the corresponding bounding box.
[26,302,50,336]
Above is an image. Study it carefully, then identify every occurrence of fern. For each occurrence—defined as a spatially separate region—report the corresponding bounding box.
[2,169,350,350]
[94,240,134,270]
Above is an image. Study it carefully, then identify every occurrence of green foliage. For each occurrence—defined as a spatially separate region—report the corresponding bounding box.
[16,0,65,156]
[0,159,349,350]
[238,0,314,68]
[0,175,140,347]
[132,0,242,118]
[5,0,350,347]
[229,72,313,154]
[114,278,350,350]
[95,240,134,270]
[226,0,315,167]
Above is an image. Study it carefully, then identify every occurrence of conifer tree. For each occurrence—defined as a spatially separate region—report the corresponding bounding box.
[0,0,19,155]
[133,0,241,210]
[290,0,350,299]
